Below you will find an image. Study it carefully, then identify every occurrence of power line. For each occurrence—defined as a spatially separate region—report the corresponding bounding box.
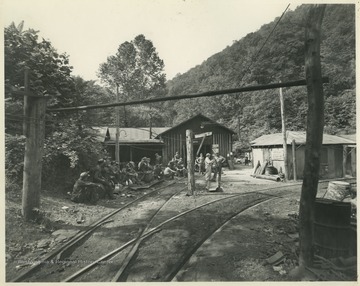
[241,3,291,82]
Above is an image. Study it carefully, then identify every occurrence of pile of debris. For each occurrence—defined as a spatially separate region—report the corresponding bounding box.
[251,161,283,182]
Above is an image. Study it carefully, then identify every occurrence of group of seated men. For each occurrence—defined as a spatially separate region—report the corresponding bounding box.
[163,152,187,180]
[71,153,187,204]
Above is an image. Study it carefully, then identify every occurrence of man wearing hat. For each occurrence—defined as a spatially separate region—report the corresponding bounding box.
[71,172,101,204]
[212,152,226,190]
[93,159,115,199]
[204,153,214,191]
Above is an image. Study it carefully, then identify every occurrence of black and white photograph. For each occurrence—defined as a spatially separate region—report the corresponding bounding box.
[3,0,357,283]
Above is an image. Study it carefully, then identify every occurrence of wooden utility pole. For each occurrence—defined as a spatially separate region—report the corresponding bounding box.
[22,68,47,220]
[279,85,288,180]
[298,4,326,269]
[342,146,347,177]
[115,85,120,163]
[186,129,195,196]
[292,139,297,181]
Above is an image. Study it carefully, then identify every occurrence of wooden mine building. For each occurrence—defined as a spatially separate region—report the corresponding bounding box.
[96,114,235,165]
[251,131,356,180]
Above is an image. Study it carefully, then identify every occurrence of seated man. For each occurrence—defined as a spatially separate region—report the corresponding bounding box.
[71,172,102,204]
[164,164,176,180]
[93,159,115,199]
[126,161,140,185]
[176,158,187,177]
[153,164,164,180]
[137,157,154,183]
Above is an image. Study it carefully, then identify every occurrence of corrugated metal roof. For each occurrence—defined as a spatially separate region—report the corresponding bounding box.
[251,131,356,146]
[93,127,170,143]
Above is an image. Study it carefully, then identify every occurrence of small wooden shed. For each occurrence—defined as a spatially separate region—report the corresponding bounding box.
[251,131,356,180]
[156,114,235,165]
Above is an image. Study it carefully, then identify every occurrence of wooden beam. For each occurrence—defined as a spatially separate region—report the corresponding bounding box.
[186,129,195,196]
[48,78,329,112]
[22,69,47,220]
[292,139,297,181]
[194,132,212,139]
[298,4,326,269]
[279,85,288,181]
[115,85,120,163]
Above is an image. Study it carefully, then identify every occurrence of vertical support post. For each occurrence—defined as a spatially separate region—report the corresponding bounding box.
[22,68,47,220]
[186,129,195,196]
[115,84,120,163]
[342,145,347,178]
[292,139,297,181]
[279,85,288,181]
[298,4,326,270]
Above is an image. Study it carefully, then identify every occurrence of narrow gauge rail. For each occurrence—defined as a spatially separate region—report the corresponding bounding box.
[63,188,292,282]
[11,180,181,282]
[13,179,349,282]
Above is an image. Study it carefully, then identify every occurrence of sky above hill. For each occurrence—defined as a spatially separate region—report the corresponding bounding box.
[3,0,332,83]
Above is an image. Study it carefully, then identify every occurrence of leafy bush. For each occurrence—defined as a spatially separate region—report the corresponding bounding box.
[42,122,105,193]
[5,134,25,181]
[5,124,105,194]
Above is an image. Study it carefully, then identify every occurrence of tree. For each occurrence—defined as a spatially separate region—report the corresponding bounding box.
[4,22,107,220]
[98,34,167,129]
[98,34,166,101]
[5,21,75,135]
[165,5,355,138]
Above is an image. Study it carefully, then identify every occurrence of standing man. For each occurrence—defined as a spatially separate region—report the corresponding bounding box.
[205,153,214,191]
[212,152,226,190]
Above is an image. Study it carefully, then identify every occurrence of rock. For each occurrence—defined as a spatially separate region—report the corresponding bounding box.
[37,239,50,248]
[288,266,317,281]
[151,272,160,280]
[288,233,299,241]
[76,214,85,224]
[55,235,68,242]
[266,251,285,265]
[51,229,78,238]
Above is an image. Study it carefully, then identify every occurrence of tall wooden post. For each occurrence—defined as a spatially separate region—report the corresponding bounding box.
[22,68,47,220]
[186,129,195,196]
[292,139,297,181]
[342,145,347,177]
[279,85,288,181]
[298,4,326,269]
[115,85,120,163]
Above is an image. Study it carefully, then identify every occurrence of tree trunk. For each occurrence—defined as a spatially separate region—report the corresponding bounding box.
[298,4,326,268]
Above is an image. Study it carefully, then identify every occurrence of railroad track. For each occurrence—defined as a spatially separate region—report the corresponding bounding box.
[11,179,181,282]
[11,179,347,282]
[67,189,291,282]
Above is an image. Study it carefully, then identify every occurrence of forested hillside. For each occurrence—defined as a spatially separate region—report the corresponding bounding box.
[165,4,355,146]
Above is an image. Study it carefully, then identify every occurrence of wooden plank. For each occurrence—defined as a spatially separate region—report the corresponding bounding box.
[194,132,212,138]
